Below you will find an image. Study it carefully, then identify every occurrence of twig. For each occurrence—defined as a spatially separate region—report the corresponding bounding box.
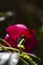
[0,38,12,47]
[19,57,29,65]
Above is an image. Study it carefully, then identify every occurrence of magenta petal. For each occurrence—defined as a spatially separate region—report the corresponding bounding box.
[4,34,17,48]
[4,24,38,53]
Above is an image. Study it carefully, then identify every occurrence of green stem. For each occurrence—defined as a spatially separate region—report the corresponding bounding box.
[19,57,29,65]
[22,52,41,60]
[19,39,25,45]
[17,38,25,52]
[19,53,38,65]
[5,47,20,52]
[0,44,7,51]
[28,58,38,65]
[0,38,12,47]
[0,44,20,52]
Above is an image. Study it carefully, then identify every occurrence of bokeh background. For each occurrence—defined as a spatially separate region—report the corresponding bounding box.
[0,0,43,65]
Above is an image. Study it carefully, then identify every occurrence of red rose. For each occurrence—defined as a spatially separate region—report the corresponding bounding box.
[4,24,38,53]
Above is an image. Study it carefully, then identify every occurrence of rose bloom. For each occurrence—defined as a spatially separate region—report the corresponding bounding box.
[4,24,38,53]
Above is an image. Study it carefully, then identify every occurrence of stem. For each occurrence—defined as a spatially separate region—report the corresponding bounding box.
[19,53,38,65]
[19,39,25,45]
[0,38,12,47]
[22,52,41,60]
[5,47,20,52]
[0,43,20,52]
[0,44,7,51]
[28,58,38,65]
[19,57,29,65]
[17,38,25,52]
